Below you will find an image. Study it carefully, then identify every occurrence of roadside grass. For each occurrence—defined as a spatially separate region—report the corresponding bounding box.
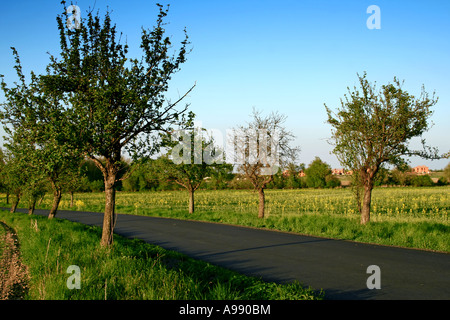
[0,210,322,300]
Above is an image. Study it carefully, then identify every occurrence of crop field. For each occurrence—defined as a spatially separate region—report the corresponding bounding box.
[38,186,449,223]
[3,185,447,252]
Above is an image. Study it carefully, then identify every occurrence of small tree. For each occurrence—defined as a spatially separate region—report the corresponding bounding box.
[325,73,440,224]
[0,149,7,203]
[158,127,226,213]
[2,152,27,213]
[40,3,194,246]
[0,48,84,219]
[207,162,234,190]
[279,162,302,189]
[305,157,332,188]
[232,109,299,218]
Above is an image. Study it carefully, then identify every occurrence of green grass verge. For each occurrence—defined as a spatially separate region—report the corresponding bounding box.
[0,210,322,300]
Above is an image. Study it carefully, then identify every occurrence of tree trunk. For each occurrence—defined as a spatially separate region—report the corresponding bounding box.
[28,198,36,215]
[38,194,45,206]
[10,195,20,213]
[361,183,373,225]
[101,169,117,247]
[48,188,62,219]
[70,191,74,207]
[6,193,9,205]
[188,188,194,214]
[258,188,265,218]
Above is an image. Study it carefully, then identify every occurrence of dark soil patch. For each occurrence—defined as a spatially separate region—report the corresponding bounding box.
[0,221,29,300]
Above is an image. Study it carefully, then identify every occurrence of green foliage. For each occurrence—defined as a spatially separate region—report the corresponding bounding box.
[89,180,105,193]
[0,42,85,217]
[436,176,448,186]
[21,1,196,244]
[42,2,195,164]
[122,160,165,192]
[325,72,440,223]
[159,127,228,188]
[444,162,450,183]
[411,174,434,187]
[325,175,340,188]
[305,157,337,188]
[325,72,439,172]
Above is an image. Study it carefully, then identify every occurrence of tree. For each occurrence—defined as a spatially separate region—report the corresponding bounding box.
[1,151,28,213]
[289,163,304,189]
[390,164,411,186]
[305,157,332,188]
[207,162,234,190]
[411,174,434,187]
[40,3,194,246]
[0,47,84,219]
[443,162,450,184]
[325,73,440,224]
[158,127,226,213]
[232,109,299,218]
[0,149,7,203]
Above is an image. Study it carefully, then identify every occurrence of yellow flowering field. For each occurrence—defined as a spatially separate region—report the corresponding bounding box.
[2,186,448,251]
[39,186,448,224]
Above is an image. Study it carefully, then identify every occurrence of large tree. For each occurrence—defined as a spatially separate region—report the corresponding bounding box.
[40,3,194,246]
[232,109,299,218]
[325,73,440,224]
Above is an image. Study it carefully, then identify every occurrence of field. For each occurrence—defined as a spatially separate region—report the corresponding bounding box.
[2,185,448,252]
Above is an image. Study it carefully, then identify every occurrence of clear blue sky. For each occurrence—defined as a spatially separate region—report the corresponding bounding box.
[1,0,449,169]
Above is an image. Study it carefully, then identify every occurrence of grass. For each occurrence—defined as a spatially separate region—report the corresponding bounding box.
[0,210,322,300]
[5,186,447,252]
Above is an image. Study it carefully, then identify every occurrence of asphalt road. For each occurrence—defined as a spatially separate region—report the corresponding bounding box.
[7,208,450,300]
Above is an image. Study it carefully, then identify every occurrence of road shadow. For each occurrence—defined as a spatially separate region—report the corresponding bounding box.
[196,238,333,259]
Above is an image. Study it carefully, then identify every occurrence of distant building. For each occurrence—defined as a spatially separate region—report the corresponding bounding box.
[283,169,306,177]
[332,168,345,175]
[412,165,430,175]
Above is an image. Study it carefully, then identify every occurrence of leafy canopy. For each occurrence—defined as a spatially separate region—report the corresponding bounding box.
[41,2,195,172]
[325,72,439,173]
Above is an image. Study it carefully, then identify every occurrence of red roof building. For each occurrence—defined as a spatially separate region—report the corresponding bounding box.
[412,165,430,175]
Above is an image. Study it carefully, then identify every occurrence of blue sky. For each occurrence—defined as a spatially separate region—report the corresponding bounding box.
[1,0,449,169]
